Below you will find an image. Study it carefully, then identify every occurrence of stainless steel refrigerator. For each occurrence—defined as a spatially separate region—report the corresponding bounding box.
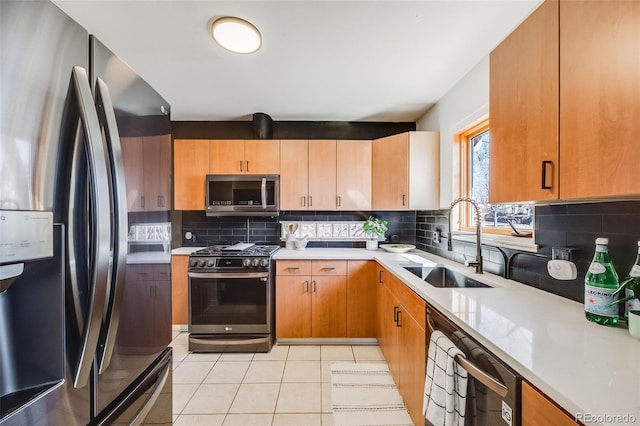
[0,1,172,424]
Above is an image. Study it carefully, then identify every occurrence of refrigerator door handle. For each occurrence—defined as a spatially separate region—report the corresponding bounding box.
[69,66,112,388]
[128,362,170,426]
[94,77,129,374]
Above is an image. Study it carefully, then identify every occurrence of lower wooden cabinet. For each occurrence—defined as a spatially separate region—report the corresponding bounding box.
[118,264,172,350]
[376,266,426,426]
[171,255,189,325]
[276,260,347,338]
[346,260,377,338]
[522,381,579,426]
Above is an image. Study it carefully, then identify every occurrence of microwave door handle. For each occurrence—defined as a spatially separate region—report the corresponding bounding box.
[261,177,267,209]
[69,66,111,388]
[94,78,128,374]
[426,315,509,398]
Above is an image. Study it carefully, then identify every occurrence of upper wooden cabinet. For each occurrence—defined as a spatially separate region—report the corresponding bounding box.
[559,0,640,199]
[489,0,559,203]
[490,0,640,203]
[174,139,209,210]
[280,139,338,210]
[371,131,439,210]
[121,134,172,212]
[336,140,371,210]
[209,139,280,174]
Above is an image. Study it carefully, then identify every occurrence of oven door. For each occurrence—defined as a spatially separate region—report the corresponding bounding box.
[188,271,271,334]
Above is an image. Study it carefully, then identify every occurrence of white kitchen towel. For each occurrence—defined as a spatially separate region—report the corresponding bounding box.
[423,330,468,426]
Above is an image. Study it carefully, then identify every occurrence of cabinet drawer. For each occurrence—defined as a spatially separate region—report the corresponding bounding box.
[127,264,153,281]
[276,260,312,276]
[311,260,347,276]
[152,264,171,281]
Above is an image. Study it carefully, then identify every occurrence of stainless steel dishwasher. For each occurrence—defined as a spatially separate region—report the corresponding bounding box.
[426,304,521,426]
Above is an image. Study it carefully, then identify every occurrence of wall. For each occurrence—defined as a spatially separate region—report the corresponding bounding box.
[179,210,416,249]
[416,56,490,208]
[416,201,640,304]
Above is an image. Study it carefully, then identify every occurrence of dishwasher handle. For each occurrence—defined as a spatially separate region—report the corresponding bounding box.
[426,315,509,398]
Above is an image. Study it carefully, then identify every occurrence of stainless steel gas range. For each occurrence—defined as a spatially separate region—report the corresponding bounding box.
[187,243,280,352]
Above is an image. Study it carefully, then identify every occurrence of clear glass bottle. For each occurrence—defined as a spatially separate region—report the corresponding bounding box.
[623,241,640,318]
[584,237,619,325]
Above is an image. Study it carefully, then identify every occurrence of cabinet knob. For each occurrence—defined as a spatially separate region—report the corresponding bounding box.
[541,161,553,189]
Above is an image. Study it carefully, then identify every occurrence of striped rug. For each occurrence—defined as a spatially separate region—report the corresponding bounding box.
[331,362,413,426]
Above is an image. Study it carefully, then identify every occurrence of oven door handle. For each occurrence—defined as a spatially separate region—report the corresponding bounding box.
[188,271,270,279]
[427,315,509,398]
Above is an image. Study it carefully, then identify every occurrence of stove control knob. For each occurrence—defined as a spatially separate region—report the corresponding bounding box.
[242,258,251,267]
[198,259,206,267]
[251,258,260,267]
[207,260,215,267]
[190,259,198,267]
[259,259,269,267]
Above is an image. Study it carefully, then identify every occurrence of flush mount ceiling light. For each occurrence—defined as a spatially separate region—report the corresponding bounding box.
[211,17,262,54]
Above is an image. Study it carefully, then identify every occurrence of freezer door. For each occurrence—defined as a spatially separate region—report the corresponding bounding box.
[89,36,172,416]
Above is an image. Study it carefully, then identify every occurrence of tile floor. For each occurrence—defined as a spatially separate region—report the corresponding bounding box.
[170,331,387,426]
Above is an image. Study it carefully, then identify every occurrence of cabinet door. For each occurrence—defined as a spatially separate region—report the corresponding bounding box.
[398,310,426,426]
[308,140,337,210]
[174,139,210,210]
[522,381,579,426]
[380,285,401,382]
[153,279,173,347]
[210,139,244,174]
[143,135,171,211]
[346,260,377,338]
[337,140,371,210]
[121,136,145,212]
[276,275,312,338]
[245,139,280,174]
[489,0,559,203]
[118,266,155,348]
[311,275,346,337]
[559,1,640,199]
[171,255,189,325]
[372,134,409,209]
[279,140,309,210]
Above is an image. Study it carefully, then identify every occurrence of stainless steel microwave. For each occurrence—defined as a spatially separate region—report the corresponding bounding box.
[205,174,279,216]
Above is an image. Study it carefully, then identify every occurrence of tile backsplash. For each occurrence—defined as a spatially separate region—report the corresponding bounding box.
[417,200,640,303]
[178,211,416,248]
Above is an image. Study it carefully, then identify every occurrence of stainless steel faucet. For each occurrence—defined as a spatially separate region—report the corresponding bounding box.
[447,197,483,274]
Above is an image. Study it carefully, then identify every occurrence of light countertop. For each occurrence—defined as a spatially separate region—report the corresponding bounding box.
[126,251,171,264]
[171,247,206,255]
[274,247,640,425]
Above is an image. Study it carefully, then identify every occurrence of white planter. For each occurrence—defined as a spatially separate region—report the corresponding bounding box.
[629,310,640,340]
[366,239,379,250]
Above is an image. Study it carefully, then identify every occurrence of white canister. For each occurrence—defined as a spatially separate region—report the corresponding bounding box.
[285,233,296,250]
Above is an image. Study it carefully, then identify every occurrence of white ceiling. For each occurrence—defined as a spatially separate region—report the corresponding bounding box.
[53,0,541,122]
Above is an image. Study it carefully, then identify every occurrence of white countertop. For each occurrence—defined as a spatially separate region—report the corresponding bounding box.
[275,247,640,425]
[171,246,206,255]
[127,251,171,264]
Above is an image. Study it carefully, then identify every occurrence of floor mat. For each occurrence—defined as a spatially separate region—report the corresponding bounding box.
[330,362,414,426]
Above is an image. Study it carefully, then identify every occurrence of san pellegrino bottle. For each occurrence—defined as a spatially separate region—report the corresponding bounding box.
[584,237,619,325]
[622,241,640,318]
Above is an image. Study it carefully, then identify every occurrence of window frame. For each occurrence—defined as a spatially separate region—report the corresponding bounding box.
[455,116,533,238]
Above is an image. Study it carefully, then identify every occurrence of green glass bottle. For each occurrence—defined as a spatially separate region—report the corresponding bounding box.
[584,237,619,325]
[622,241,640,318]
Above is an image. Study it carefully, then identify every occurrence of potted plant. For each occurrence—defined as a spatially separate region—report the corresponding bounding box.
[362,216,388,250]
[613,278,640,340]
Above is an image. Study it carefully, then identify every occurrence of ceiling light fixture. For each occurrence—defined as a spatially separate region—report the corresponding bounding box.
[210,17,262,54]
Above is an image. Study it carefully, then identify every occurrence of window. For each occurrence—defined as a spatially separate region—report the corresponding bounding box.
[457,117,533,236]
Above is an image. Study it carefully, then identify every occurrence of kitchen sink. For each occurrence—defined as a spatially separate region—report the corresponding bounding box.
[403,265,491,288]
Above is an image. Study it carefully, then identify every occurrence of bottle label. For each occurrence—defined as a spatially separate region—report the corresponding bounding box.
[584,284,618,316]
[630,265,640,278]
[588,262,606,274]
[626,288,640,312]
